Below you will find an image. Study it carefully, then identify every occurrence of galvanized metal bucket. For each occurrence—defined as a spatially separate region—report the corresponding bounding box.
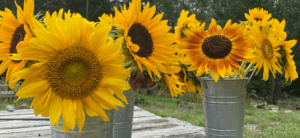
[113,88,136,138]
[51,109,115,138]
[200,77,247,138]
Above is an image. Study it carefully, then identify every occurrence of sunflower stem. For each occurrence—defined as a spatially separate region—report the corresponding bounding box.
[247,68,257,85]
[241,61,247,72]
[233,69,239,79]
[123,63,132,69]
[149,82,160,90]
[243,62,255,77]
[236,61,246,79]
[193,70,197,76]
[208,70,213,79]
[86,0,89,19]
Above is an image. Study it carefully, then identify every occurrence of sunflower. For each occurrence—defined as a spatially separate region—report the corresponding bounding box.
[271,19,287,41]
[182,80,202,98]
[248,23,283,81]
[177,66,202,98]
[174,10,200,41]
[178,68,194,92]
[161,64,184,99]
[11,10,130,133]
[162,73,183,99]
[245,7,272,26]
[114,0,176,79]
[270,19,298,82]
[99,13,114,25]
[282,40,298,82]
[177,18,254,82]
[0,0,34,89]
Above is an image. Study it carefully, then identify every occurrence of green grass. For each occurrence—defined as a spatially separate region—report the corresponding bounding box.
[139,96,205,128]
[243,107,300,138]
[138,95,300,138]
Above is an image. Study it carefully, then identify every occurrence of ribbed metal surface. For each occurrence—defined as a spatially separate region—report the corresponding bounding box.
[51,109,115,138]
[113,88,135,138]
[200,77,247,138]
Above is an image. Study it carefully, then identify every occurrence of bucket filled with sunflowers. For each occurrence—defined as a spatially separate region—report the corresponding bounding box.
[1,0,131,137]
[0,0,298,138]
[175,8,297,138]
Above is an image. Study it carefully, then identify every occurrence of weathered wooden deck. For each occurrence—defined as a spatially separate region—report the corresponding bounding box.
[0,106,205,138]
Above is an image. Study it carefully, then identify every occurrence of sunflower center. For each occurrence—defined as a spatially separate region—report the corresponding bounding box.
[262,39,273,59]
[254,18,262,21]
[46,46,102,99]
[202,35,232,59]
[127,23,153,58]
[10,24,26,63]
[178,70,185,80]
[62,61,88,84]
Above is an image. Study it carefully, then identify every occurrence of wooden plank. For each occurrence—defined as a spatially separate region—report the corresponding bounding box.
[0,91,14,94]
[0,84,9,87]
[133,110,157,118]
[0,109,47,121]
[0,94,17,99]
[134,106,144,111]
[0,114,49,120]
[0,112,34,117]
[133,121,178,131]
[0,109,34,114]
[0,120,50,129]
[133,116,163,123]
[0,126,50,134]
[0,107,151,115]
[0,106,205,138]
[158,132,206,138]
[132,125,200,138]
[0,129,51,138]
[0,84,19,88]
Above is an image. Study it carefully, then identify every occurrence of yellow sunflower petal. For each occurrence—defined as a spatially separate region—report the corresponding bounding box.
[83,96,109,121]
[61,98,76,131]
[0,59,12,75]
[75,100,85,132]
[49,94,62,127]
[208,18,218,35]
[15,80,49,98]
